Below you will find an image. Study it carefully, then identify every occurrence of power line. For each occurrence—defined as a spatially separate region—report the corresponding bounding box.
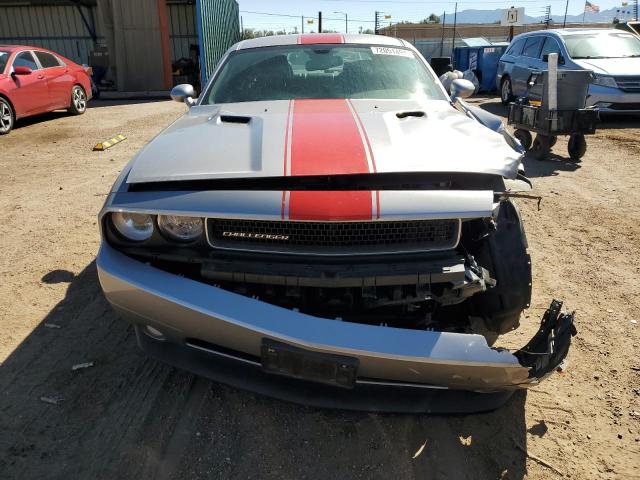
[240,10,376,23]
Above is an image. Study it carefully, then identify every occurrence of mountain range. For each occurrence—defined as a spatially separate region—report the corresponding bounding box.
[447,7,635,24]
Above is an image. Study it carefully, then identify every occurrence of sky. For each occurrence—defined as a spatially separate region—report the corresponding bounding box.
[237,0,633,33]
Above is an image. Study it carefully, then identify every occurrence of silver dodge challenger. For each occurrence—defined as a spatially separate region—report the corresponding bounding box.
[97,34,575,413]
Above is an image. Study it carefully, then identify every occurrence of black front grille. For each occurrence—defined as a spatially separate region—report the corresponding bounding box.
[207,218,459,254]
[615,76,640,92]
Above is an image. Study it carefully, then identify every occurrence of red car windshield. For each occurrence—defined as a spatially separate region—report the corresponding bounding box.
[0,51,9,73]
[203,45,447,104]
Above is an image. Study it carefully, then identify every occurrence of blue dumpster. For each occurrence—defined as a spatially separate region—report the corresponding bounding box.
[453,42,509,93]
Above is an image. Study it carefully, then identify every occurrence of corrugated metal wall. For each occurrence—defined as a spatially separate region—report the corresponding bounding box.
[196,0,240,84]
[99,0,168,91]
[168,2,197,61]
[0,5,100,64]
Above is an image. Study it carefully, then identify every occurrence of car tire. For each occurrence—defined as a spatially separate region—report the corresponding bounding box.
[567,134,587,161]
[466,200,532,334]
[0,97,14,135]
[68,85,87,115]
[500,77,514,105]
[532,135,551,160]
[514,129,532,151]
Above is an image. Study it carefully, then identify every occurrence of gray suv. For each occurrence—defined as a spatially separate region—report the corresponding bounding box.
[497,29,640,114]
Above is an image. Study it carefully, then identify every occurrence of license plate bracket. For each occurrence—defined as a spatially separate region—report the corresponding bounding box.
[261,339,358,389]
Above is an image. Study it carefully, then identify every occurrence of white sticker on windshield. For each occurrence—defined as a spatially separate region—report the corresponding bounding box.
[370,46,414,58]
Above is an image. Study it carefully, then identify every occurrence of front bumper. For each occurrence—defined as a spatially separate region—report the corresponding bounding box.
[587,85,640,114]
[97,243,575,412]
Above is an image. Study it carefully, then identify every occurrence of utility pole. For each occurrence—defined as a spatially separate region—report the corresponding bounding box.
[544,5,552,29]
[240,15,244,36]
[452,2,458,55]
[301,16,304,34]
[562,0,569,28]
[440,11,446,56]
[635,0,639,20]
[334,11,348,33]
[318,11,322,33]
[375,11,380,34]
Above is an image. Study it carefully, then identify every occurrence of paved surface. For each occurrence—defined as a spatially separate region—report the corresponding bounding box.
[0,98,639,479]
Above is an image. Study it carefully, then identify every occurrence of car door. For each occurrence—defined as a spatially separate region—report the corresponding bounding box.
[512,36,545,97]
[498,37,525,83]
[539,36,564,68]
[9,50,51,117]
[34,51,73,110]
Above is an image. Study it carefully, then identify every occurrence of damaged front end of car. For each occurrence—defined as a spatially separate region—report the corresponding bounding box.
[96,168,576,413]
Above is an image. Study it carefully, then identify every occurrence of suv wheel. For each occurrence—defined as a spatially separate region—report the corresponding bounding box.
[68,85,87,115]
[500,77,514,105]
[0,98,14,135]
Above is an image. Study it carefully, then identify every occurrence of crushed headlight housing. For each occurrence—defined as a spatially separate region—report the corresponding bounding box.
[592,75,617,89]
[158,215,204,242]
[112,212,154,241]
[497,124,525,154]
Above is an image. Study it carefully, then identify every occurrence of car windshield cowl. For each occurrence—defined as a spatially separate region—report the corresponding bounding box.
[202,44,448,105]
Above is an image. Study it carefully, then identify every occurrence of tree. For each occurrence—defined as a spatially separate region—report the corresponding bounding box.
[419,13,440,24]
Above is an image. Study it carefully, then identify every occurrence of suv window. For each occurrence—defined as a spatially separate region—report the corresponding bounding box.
[540,37,562,59]
[13,51,38,70]
[506,38,526,56]
[522,37,544,58]
[34,51,61,68]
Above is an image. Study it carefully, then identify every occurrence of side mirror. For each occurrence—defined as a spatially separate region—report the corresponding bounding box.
[170,84,196,106]
[12,66,32,76]
[450,79,475,100]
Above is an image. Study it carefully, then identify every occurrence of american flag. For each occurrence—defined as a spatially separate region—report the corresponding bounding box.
[584,1,600,13]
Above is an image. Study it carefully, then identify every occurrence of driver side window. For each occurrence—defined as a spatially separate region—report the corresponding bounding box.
[13,51,38,70]
[540,38,562,59]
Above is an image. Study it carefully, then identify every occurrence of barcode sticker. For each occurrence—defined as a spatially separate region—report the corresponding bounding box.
[370,46,414,58]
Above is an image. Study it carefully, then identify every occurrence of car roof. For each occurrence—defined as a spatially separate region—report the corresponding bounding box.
[235,33,407,51]
[515,28,621,39]
[550,28,624,36]
[0,45,55,52]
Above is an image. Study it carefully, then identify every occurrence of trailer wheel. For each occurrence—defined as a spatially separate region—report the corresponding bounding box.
[532,135,551,160]
[568,134,587,161]
[514,129,532,151]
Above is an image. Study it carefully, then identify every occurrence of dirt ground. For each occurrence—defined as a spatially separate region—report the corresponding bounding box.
[0,98,638,480]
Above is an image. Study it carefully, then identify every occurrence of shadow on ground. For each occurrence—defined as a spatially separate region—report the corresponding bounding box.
[521,152,582,178]
[88,98,170,109]
[11,110,71,131]
[0,262,529,480]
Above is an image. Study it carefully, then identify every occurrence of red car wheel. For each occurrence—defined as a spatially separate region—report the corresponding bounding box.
[0,97,14,135]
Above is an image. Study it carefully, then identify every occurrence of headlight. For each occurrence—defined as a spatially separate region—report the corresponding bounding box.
[111,212,154,241]
[158,215,204,242]
[592,75,617,88]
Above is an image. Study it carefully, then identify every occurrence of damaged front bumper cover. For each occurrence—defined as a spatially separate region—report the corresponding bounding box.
[97,244,576,413]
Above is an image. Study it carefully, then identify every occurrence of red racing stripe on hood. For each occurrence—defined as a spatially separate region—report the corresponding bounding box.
[287,99,373,221]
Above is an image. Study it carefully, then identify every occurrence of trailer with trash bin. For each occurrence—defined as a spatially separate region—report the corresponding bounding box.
[507,53,599,160]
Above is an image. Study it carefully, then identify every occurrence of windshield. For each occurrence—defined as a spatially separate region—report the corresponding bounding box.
[203,45,447,104]
[565,32,640,59]
[0,51,9,73]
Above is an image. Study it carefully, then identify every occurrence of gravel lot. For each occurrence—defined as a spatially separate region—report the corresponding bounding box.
[0,98,638,479]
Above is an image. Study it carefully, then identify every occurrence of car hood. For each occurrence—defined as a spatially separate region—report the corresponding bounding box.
[126,99,522,185]
[572,57,640,75]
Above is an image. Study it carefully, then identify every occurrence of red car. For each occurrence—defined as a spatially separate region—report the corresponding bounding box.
[0,45,92,135]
